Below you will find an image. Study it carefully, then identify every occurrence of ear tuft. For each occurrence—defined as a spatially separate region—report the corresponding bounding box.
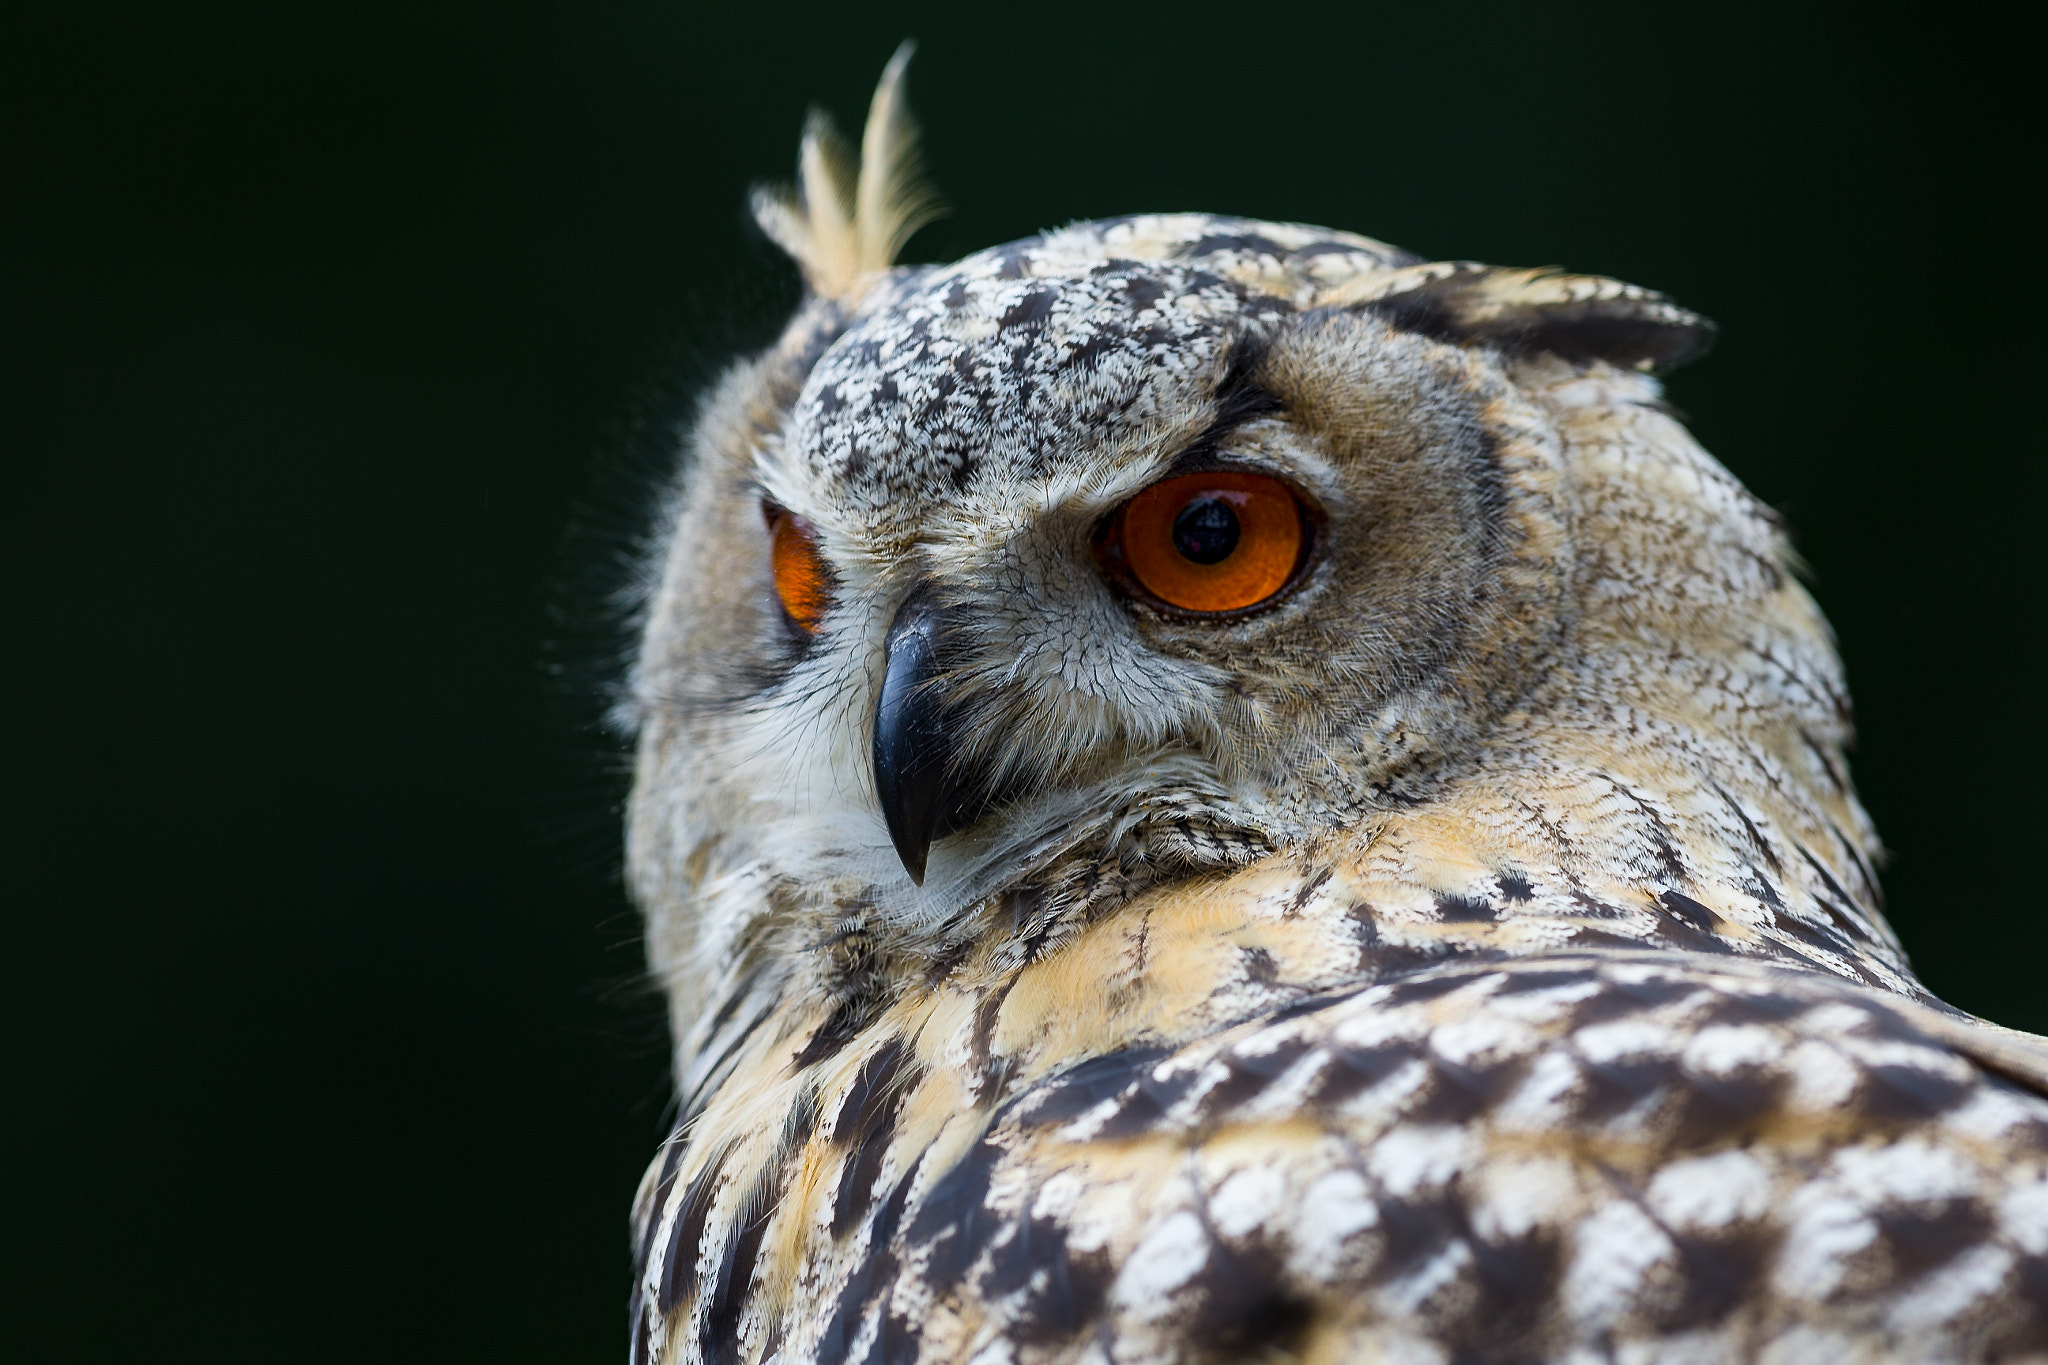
[750,42,947,302]
[1316,262,1716,373]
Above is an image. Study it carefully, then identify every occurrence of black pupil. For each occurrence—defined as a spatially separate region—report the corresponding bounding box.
[1172,496,1240,565]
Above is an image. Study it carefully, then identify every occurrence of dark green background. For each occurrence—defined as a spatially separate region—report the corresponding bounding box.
[6,2,2040,1359]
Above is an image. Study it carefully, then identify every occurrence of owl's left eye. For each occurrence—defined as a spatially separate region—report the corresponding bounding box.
[1094,470,1315,616]
[766,507,832,634]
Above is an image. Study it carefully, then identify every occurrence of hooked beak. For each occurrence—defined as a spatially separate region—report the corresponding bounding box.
[872,586,990,885]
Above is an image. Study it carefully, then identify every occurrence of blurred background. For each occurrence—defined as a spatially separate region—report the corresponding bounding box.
[4,1,2039,1359]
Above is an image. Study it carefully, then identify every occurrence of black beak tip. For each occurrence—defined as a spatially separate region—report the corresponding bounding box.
[873,721,936,884]
[873,592,953,886]
[873,710,938,885]
[873,586,1013,886]
[896,838,929,887]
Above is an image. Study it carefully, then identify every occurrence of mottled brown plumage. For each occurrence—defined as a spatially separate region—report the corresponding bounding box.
[618,52,2048,1364]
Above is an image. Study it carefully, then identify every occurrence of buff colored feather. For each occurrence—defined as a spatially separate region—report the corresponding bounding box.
[749,42,943,301]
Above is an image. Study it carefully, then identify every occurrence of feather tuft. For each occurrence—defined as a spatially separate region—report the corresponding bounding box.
[750,42,944,301]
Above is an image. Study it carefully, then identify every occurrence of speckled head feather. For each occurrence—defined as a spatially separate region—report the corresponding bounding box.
[619,53,2048,1365]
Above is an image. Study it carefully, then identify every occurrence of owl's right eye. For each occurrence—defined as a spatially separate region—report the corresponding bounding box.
[767,507,832,634]
[1093,470,1314,616]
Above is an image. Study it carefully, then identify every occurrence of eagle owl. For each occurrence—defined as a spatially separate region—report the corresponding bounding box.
[620,49,2048,1364]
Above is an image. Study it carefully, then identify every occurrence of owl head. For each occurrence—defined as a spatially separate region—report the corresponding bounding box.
[621,52,1879,1046]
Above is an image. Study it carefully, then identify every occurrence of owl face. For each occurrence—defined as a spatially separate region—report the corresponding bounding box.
[625,216,1701,991]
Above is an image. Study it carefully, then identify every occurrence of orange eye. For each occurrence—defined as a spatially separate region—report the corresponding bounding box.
[1097,470,1310,615]
[768,509,832,633]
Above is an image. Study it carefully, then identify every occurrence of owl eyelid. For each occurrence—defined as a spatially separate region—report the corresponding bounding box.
[1156,448,1284,482]
[1109,460,1325,527]
[1091,451,1308,523]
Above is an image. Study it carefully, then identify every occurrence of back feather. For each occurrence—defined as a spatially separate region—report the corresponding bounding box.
[750,42,944,301]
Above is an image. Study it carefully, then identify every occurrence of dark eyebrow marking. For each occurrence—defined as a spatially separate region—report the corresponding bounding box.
[1164,336,1284,476]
